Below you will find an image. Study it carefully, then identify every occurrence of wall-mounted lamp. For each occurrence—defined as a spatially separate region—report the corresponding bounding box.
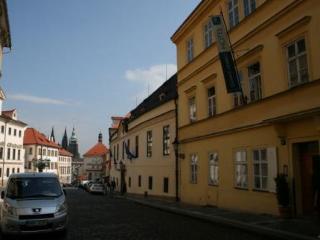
[278,136,287,145]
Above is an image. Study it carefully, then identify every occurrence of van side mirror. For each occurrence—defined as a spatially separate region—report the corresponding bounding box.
[63,189,67,196]
[1,191,4,199]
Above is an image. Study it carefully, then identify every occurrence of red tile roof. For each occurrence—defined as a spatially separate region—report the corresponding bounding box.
[59,148,73,157]
[24,128,60,148]
[83,142,108,157]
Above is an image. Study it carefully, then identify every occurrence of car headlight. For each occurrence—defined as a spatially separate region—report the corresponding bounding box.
[3,202,17,217]
[56,202,67,214]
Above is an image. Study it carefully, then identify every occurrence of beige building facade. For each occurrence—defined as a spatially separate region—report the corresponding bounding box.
[172,0,320,216]
[109,75,177,198]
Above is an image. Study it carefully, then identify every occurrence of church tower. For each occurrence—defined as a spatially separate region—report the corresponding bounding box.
[61,128,68,150]
[68,127,80,159]
[50,127,56,142]
[98,131,103,143]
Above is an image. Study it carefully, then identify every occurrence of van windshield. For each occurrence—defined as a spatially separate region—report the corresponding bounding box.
[6,177,62,199]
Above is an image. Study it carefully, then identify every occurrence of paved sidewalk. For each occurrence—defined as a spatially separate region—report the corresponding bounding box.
[116,194,320,240]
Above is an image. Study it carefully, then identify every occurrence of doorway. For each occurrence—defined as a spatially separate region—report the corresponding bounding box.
[294,141,319,215]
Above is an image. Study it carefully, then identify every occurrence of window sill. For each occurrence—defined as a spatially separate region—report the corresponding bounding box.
[208,183,218,187]
[252,188,270,193]
[234,187,249,191]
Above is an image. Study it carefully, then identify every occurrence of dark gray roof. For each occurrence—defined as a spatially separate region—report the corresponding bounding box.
[129,74,177,121]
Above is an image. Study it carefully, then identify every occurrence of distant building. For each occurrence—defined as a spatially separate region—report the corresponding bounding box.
[61,128,68,150]
[0,108,27,186]
[83,132,108,182]
[68,127,80,159]
[24,128,60,175]
[58,148,73,184]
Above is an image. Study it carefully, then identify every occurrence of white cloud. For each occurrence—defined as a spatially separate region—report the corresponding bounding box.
[7,94,67,105]
[125,64,177,102]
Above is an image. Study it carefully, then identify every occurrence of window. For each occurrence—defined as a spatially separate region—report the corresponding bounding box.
[208,87,216,117]
[12,168,15,174]
[248,62,262,102]
[233,71,245,107]
[128,177,131,188]
[253,149,268,190]
[146,131,152,157]
[122,141,125,159]
[287,38,308,86]
[6,168,9,177]
[204,20,213,48]
[138,175,141,187]
[135,136,139,158]
[0,147,3,159]
[7,148,11,160]
[127,139,130,159]
[190,154,198,184]
[186,38,194,63]
[38,148,41,155]
[12,149,16,160]
[1,126,4,133]
[148,176,153,190]
[163,126,170,156]
[208,153,219,185]
[243,0,256,17]
[13,129,17,136]
[235,150,248,188]
[19,130,22,137]
[163,177,169,193]
[18,150,21,160]
[8,127,11,135]
[117,144,119,160]
[43,149,46,156]
[188,96,196,122]
[113,145,116,161]
[228,0,239,28]
[17,168,20,173]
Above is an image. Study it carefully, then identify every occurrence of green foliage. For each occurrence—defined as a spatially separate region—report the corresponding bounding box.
[274,174,290,207]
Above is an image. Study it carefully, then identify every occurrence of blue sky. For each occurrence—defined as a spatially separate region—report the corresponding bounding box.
[2,0,200,154]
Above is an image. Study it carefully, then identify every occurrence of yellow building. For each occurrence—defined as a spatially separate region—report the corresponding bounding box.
[109,75,177,198]
[171,0,320,216]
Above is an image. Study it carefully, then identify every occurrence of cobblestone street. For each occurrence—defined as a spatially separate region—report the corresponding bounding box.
[7,189,275,240]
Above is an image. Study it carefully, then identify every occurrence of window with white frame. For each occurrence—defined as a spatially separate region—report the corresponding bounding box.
[163,126,170,156]
[208,87,216,117]
[208,152,218,185]
[204,20,213,49]
[147,130,152,157]
[243,0,256,17]
[188,96,196,122]
[287,38,309,87]
[235,150,248,188]
[228,0,239,28]
[190,154,198,184]
[186,38,194,63]
[248,62,262,102]
[253,149,268,190]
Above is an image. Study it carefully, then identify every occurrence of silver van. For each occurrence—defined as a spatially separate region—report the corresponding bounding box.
[0,172,68,235]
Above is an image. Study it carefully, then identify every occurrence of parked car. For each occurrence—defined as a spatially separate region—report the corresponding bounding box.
[84,181,93,192]
[89,183,105,194]
[0,173,68,235]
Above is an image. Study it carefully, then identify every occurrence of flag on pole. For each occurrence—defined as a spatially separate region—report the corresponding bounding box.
[211,15,241,93]
[125,141,136,160]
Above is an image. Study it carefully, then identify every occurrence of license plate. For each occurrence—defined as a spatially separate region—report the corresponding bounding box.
[26,220,48,226]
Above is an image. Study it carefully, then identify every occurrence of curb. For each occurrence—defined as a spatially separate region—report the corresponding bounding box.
[119,196,318,240]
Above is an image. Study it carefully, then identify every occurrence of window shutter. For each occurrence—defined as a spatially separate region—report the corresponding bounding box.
[267,147,278,192]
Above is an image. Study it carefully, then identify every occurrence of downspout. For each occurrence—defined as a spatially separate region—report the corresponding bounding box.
[1,120,7,186]
[174,95,180,202]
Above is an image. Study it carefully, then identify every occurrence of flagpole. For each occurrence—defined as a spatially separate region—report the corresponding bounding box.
[219,10,246,104]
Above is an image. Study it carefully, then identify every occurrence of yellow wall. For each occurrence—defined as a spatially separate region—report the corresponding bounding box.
[172,0,320,215]
[109,100,177,198]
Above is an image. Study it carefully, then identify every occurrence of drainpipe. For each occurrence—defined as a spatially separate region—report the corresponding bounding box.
[174,96,180,202]
[1,120,8,186]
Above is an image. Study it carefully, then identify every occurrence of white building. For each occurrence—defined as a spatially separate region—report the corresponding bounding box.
[0,108,27,186]
[24,128,60,175]
[58,148,72,184]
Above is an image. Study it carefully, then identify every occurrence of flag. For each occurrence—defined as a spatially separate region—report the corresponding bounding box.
[211,15,241,93]
[125,141,136,160]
